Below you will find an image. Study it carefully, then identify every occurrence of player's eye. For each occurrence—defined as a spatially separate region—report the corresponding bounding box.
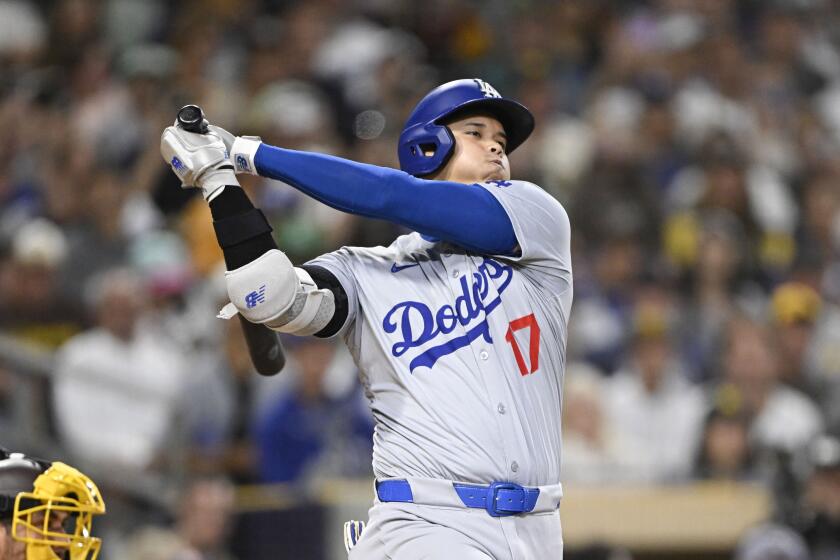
[465,130,480,137]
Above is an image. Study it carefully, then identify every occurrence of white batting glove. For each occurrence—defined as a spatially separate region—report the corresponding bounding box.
[343,520,365,554]
[160,125,239,201]
[203,124,263,176]
[227,131,263,176]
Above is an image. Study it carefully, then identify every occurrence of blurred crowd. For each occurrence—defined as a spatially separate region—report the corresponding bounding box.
[2,0,840,558]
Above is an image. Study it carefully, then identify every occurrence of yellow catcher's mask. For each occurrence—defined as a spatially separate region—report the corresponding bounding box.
[12,462,106,560]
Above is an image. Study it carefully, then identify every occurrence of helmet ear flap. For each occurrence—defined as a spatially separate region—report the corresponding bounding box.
[398,123,455,177]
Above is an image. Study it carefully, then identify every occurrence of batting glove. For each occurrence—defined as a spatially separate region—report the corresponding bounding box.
[160,125,239,201]
[203,124,263,176]
[189,121,263,175]
[343,520,365,554]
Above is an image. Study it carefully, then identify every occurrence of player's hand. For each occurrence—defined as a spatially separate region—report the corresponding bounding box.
[207,124,236,153]
[204,124,263,176]
[160,125,239,201]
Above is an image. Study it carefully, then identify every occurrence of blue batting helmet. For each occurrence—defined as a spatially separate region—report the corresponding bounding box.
[398,79,535,177]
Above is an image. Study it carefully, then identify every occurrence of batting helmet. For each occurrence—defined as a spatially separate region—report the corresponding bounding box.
[398,79,535,177]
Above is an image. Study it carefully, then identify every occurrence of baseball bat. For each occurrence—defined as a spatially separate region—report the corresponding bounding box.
[177,104,286,376]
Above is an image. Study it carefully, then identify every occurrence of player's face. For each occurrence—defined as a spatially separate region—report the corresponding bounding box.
[10,510,71,559]
[1,522,19,560]
[434,114,511,183]
[2,520,26,560]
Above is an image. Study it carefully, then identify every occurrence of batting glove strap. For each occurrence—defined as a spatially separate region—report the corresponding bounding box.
[202,169,239,202]
[231,136,263,175]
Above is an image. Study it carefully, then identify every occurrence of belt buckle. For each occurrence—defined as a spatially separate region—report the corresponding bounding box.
[485,481,524,517]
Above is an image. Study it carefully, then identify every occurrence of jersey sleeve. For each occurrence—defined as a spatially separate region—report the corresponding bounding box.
[251,144,516,255]
[478,180,572,282]
[305,248,360,339]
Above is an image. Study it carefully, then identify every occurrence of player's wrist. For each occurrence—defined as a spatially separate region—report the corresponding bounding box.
[198,167,240,201]
[231,136,262,175]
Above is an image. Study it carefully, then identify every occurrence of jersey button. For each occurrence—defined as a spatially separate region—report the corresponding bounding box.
[452,269,460,278]
[480,350,489,361]
[511,461,519,473]
[497,403,506,414]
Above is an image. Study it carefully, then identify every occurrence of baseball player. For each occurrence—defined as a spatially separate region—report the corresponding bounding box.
[0,447,106,559]
[161,78,572,559]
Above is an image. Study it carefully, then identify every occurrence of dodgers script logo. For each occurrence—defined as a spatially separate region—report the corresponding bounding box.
[383,258,513,372]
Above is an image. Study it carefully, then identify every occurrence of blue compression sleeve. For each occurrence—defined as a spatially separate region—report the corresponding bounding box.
[253,144,517,255]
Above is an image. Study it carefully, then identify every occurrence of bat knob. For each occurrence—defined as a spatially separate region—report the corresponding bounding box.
[177,104,208,134]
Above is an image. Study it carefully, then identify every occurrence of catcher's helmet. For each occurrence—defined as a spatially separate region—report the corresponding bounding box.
[0,449,45,516]
[398,78,535,177]
[0,448,106,560]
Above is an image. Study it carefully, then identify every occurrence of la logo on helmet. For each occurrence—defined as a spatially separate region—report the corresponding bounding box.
[474,79,501,99]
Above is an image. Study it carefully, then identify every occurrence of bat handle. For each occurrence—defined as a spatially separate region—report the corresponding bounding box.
[177,104,209,134]
[238,315,286,375]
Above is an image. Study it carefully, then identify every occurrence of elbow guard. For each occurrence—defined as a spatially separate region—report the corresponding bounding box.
[219,249,335,335]
[269,267,335,335]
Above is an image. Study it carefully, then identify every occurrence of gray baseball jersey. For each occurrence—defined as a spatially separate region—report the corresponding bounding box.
[309,179,572,556]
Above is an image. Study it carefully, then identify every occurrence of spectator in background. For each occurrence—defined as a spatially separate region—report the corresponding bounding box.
[604,287,706,483]
[568,231,644,373]
[693,141,758,246]
[694,394,757,482]
[719,316,823,455]
[255,336,372,485]
[670,211,763,381]
[58,168,132,301]
[798,434,840,560]
[775,278,840,434]
[124,477,237,560]
[561,363,626,484]
[52,267,188,473]
[184,317,287,484]
[128,231,194,336]
[0,218,85,349]
[796,167,840,267]
[176,478,237,560]
[771,281,823,395]
[735,523,810,560]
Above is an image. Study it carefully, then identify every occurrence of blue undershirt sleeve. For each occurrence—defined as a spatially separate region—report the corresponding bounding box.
[253,144,517,255]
